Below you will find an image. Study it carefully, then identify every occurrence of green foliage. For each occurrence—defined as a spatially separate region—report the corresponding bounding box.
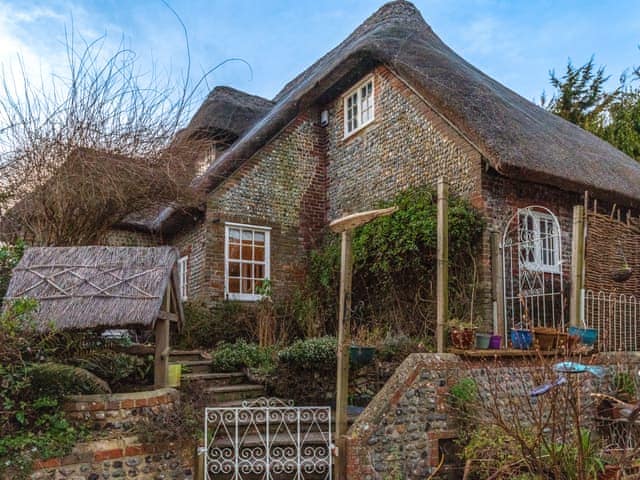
[27,362,110,397]
[210,340,275,373]
[449,377,478,407]
[543,56,640,162]
[277,336,337,369]
[0,403,84,479]
[0,240,24,304]
[613,371,637,399]
[543,56,618,130]
[70,351,152,392]
[462,424,531,480]
[307,187,484,338]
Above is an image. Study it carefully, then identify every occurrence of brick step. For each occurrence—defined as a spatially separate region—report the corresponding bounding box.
[182,372,246,386]
[205,384,266,403]
[174,360,212,374]
[169,349,210,363]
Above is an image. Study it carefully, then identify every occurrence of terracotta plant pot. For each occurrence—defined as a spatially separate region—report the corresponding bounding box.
[533,327,559,351]
[450,328,476,349]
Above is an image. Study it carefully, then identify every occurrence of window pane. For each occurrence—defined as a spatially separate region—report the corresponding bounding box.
[255,264,265,279]
[242,230,252,241]
[242,277,253,294]
[241,244,252,260]
[228,244,240,260]
[228,278,240,293]
[255,232,265,245]
[229,229,240,242]
[242,263,253,278]
[229,262,240,277]
[254,246,265,262]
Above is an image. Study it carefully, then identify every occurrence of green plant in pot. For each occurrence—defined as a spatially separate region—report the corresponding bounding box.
[449,318,476,350]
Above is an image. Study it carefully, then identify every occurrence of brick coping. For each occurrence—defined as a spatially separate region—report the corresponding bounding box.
[66,387,178,402]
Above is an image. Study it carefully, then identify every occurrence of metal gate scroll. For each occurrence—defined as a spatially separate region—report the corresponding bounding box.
[204,397,332,480]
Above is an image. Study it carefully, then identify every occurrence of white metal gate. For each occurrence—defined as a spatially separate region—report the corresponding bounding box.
[204,397,332,480]
[501,206,566,332]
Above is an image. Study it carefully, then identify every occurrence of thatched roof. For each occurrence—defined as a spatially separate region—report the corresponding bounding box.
[150,0,640,233]
[3,246,181,331]
[183,86,274,140]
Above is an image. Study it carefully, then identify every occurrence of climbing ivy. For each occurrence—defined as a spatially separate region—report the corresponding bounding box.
[307,187,484,338]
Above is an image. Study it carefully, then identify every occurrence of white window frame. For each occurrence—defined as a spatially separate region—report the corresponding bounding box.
[224,222,271,301]
[518,210,560,274]
[343,75,375,138]
[177,255,188,301]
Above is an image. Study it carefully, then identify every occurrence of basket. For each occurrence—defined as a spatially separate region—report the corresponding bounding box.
[533,327,559,351]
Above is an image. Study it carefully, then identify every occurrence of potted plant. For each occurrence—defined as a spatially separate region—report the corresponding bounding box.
[349,326,377,366]
[475,331,492,349]
[511,295,533,349]
[449,318,476,350]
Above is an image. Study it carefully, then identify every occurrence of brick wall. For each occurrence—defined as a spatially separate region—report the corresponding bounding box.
[171,221,207,300]
[203,110,326,301]
[476,169,581,329]
[30,389,194,480]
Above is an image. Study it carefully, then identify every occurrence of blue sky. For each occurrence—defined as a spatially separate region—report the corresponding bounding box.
[1,0,639,111]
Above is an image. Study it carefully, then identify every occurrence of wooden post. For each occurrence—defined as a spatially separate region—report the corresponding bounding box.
[328,207,397,480]
[570,205,586,327]
[437,179,449,353]
[335,229,353,480]
[154,288,171,388]
[490,231,505,339]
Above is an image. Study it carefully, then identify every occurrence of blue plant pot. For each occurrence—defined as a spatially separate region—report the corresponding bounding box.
[568,326,598,346]
[510,329,533,350]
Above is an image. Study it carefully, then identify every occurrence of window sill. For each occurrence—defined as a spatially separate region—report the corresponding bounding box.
[226,293,265,302]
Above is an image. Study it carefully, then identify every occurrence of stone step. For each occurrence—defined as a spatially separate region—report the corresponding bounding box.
[182,372,246,386]
[205,384,266,403]
[211,431,329,448]
[169,349,210,363]
[175,360,212,374]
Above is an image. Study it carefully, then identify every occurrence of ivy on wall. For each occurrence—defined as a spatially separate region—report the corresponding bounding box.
[307,187,484,339]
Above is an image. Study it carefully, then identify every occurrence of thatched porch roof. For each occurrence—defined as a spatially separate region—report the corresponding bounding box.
[3,246,182,331]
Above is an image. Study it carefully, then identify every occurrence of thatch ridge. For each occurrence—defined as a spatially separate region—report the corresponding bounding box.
[152,0,640,233]
[184,86,274,140]
[3,246,179,331]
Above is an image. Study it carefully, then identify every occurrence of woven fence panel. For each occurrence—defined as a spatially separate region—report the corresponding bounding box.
[584,212,640,296]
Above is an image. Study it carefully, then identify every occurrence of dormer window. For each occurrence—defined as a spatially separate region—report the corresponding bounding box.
[343,76,374,137]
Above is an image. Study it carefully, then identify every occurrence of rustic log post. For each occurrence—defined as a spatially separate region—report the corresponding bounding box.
[490,230,505,339]
[570,205,586,327]
[328,206,397,480]
[437,178,449,353]
[154,287,171,388]
[335,229,353,480]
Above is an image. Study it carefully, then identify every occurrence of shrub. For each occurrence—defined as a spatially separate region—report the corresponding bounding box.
[278,336,337,370]
[27,362,111,397]
[177,300,254,349]
[210,340,275,373]
[70,351,153,392]
[0,240,24,304]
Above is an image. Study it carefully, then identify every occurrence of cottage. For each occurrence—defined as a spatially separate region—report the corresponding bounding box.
[108,1,640,349]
